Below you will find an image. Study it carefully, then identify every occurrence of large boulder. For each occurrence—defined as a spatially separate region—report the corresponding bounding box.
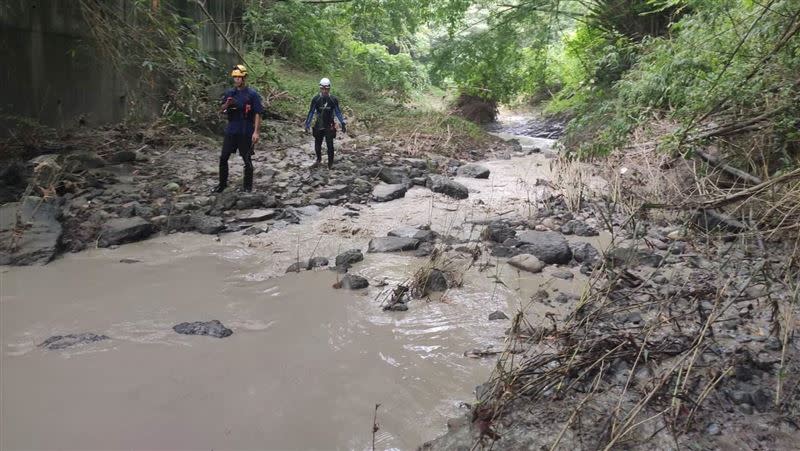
[516,231,572,264]
[508,254,545,273]
[372,183,407,202]
[0,197,62,265]
[98,217,155,247]
[368,236,420,252]
[456,163,490,179]
[426,175,469,200]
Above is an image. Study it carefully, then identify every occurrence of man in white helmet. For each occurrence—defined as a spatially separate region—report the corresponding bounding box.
[304,78,346,169]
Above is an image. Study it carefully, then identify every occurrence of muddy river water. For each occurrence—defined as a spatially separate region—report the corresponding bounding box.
[1,121,607,449]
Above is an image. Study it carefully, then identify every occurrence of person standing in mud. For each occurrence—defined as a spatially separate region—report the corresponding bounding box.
[215,64,264,193]
[304,78,347,169]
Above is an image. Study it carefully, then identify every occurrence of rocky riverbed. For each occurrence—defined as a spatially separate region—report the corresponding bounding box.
[2,114,797,450]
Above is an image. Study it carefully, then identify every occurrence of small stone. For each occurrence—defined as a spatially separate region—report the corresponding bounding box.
[707,423,721,436]
[39,333,109,350]
[286,260,310,273]
[751,388,772,412]
[555,293,579,304]
[550,269,574,280]
[508,254,545,273]
[488,311,509,320]
[387,302,409,311]
[730,390,752,405]
[173,320,232,338]
[164,182,180,192]
[739,403,754,415]
[309,257,329,268]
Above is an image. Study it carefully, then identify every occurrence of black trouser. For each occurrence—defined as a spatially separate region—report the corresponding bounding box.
[313,127,336,163]
[220,133,254,190]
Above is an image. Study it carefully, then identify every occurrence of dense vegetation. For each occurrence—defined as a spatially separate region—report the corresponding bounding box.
[77,0,799,171]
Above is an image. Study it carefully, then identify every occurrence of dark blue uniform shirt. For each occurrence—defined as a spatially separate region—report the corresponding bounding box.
[221,87,264,136]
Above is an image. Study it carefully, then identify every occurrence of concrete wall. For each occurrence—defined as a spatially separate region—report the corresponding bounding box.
[0,0,241,130]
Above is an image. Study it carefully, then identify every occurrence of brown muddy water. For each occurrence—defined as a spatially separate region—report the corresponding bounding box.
[1,131,608,450]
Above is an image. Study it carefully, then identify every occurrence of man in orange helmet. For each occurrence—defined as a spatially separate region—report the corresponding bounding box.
[215,64,264,193]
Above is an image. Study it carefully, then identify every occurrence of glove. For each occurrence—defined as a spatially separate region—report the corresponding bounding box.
[341,123,347,134]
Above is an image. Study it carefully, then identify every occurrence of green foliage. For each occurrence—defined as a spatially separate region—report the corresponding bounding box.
[243,0,428,101]
[562,0,800,159]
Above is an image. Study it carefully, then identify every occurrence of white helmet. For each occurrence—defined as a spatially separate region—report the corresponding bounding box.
[319,77,331,88]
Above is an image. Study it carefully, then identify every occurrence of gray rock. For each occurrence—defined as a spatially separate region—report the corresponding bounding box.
[571,243,600,266]
[39,333,109,350]
[550,269,574,280]
[237,209,278,222]
[342,274,369,289]
[109,150,137,164]
[555,292,579,303]
[98,217,154,247]
[377,167,411,186]
[608,247,664,268]
[491,246,519,258]
[456,163,490,179]
[368,236,420,253]
[424,269,449,293]
[707,423,721,436]
[730,390,753,405]
[63,151,106,171]
[516,231,572,264]
[560,219,599,237]
[401,158,428,170]
[482,222,516,243]
[309,256,329,268]
[243,226,265,236]
[209,190,239,214]
[751,388,772,412]
[335,249,364,269]
[415,241,434,257]
[508,254,545,273]
[488,311,509,320]
[0,197,62,265]
[173,320,232,338]
[317,184,350,199]
[190,214,224,234]
[386,302,409,311]
[235,193,278,210]
[286,260,310,273]
[388,226,436,242]
[426,175,469,200]
[372,183,407,202]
